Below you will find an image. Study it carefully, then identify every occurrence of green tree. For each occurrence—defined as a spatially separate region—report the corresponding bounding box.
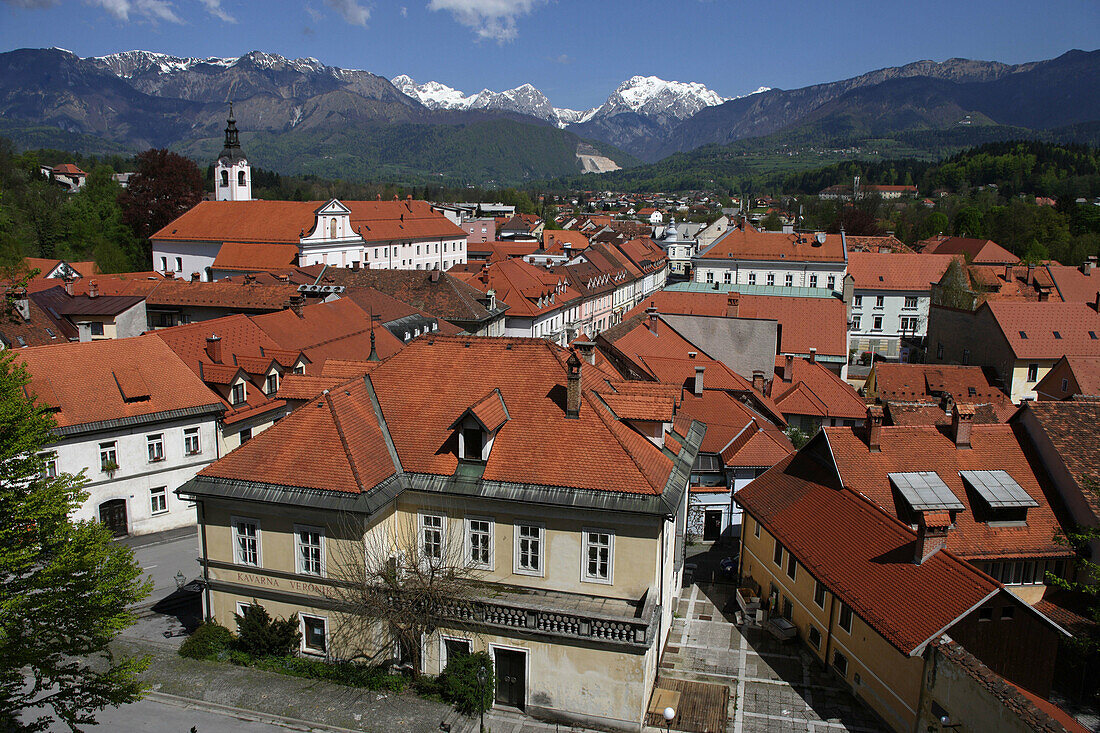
[933,259,975,310]
[952,206,985,238]
[118,149,204,264]
[759,212,783,231]
[0,354,151,731]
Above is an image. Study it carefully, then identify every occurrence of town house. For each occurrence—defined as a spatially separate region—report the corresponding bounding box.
[178,337,703,731]
[692,227,847,294]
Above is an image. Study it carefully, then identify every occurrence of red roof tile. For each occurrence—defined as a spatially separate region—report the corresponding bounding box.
[982,301,1100,359]
[769,357,866,420]
[701,228,845,263]
[212,242,300,272]
[847,252,960,291]
[927,237,1020,265]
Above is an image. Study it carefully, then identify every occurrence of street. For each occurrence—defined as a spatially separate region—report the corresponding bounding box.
[121,527,202,608]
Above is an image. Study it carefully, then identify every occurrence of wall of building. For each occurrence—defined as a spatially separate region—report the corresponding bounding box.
[54,415,219,534]
[693,261,846,291]
[151,240,223,281]
[358,238,468,271]
[927,307,1020,399]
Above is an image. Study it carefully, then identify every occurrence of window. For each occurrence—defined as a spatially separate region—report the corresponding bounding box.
[39,452,57,478]
[467,518,493,569]
[827,276,835,290]
[1027,363,1039,382]
[150,486,168,514]
[515,524,543,575]
[90,321,104,336]
[147,433,164,462]
[295,525,324,576]
[583,529,613,583]
[773,539,784,566]
[294,365,305,375]
[723,272,732,284]
[184,427,201,455]
[833,650,848,676]
[814,580,826,609]
[301,615,327,655]
[239,428,252,444]
[220,170,229,187]
[838,602,853,633]
[1061,378,1069,392]
[809,275,818,288]
[175,257,182,272]
[901,317,918,331]
[705,272,714,283]
[462,428,484,460]
[808,626,821,649]
[1001,606,1016,621]
[238,170,247,187]
[872,315,883,331]
[904,296,918,309]
[875,295,884,308]
[420,514,444,563]
[231,382,246,405]
[748,273,756,285]
[978,607,993,622]
[265,373,279,396]
[766,273,775,286]
[99,441,117,472]
[786,553,797,580]
[785,274,793,287]
[754,520,761,538]
[852,315,861,330]
[233,517,259,566]
[937,342,944,359]
[853,295,863,307]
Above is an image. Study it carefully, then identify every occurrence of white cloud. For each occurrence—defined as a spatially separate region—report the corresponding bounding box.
[427,0,545,43]
[325,0,369,25]
[88,0,183,22]
[199,0,235,22]
[2,0,61,8]
[399,4,406,16]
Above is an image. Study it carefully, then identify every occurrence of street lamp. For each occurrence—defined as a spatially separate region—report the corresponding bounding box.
[476,663,489,733]
[663,706,676,732]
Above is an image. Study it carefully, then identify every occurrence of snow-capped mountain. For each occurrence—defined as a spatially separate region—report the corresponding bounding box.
[392,75,572,125]
[597,75,729,124]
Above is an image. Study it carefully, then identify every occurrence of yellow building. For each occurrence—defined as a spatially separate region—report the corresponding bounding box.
[179,336,703,731]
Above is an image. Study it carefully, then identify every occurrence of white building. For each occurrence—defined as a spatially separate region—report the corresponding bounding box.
[846,252,959,361]
[16,337,224,536]
[693,227,848,292]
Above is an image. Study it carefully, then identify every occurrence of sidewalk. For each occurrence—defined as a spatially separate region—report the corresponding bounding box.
[118,525,196,550]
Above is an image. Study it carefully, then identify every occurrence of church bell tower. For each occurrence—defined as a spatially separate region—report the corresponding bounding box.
[215,104,251,202]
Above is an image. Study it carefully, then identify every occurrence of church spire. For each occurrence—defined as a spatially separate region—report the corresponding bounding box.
[219,103,244,162]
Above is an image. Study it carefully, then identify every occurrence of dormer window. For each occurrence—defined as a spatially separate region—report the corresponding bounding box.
[463,428,484,460]
[231,381,246,405]
[960,470,1038,526]
[265,372,279,396]
[452,389,509,464]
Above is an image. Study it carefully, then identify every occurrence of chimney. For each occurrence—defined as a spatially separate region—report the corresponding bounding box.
[752,369,765,392]
[487,288,497,310]
[352,260,360,271]
[809,347,817,364]
[1026,263,1035,283]
[10,288,30,321]
[726,292,740,318]
[1004,264,1012,281]
[694,365,705,395]
[164,271,175,280]
[951,403,974,449]
[430,270,440,283]
[87,280,99,298]
[565,352,582,418]
[866,405,884,452]
[646,305,659,335]
[205,334,222,363]
[575,340,596,366]
[191,272,201,283]
[913,511,951,565]
[63,275,74,296]
[289,294,305,318]
[782,354,794,382]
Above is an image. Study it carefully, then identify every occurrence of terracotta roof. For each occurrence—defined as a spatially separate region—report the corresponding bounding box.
[152,199,466,244]
[51,163,86,176]
[1038,356,1100,398]
[982,301,1100,359]
[451,258,581,318]
[824,424,1071,562]
[847,253,960,291]
[769,356,867,420]
[542,230,590,251]
[0,290,71,347]
[676,389,790,458]
[1044,264,1100,304]
[16,336,223,429]
[201,337,692,496]
[212,242,300,272]
[843,236,913,254]
[613,237,668,274]
[627,291,848,359]
[874,364,1008,403]
[23,258,99,278]
[251,297,406,365]
[737,450,999,655]
[927,237,1020,265]
[597,391,677,422]
[337,286,462,336]
[1017,401,1100,523]
[700,228,845,263]
[145,279,301,311]
[275,374,349,401]
[466,388,510,432]
[321,359,379,379]
[885,402,1013,426]
[719,419,794,468]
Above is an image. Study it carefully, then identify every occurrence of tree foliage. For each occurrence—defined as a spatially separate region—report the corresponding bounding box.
[0,354,151,732]
[233,603,301,658]
[118,149,204,253]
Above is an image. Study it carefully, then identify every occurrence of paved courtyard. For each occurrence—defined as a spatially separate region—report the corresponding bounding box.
[660,582,888,733]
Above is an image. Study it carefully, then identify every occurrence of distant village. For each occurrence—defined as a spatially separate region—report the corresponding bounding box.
[5,113,1100,733]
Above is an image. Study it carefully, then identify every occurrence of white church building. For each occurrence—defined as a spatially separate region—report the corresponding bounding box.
[150,109,468,280]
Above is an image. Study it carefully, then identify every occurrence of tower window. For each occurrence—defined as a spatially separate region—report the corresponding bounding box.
[238,170,246,186]
[220,170,229,187]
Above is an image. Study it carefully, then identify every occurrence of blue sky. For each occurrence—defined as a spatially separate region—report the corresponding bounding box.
[1,0,1097,109]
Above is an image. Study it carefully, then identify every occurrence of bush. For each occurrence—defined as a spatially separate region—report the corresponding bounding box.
[179,621,234,660]
[234,603,300,658]
[440,651,493,715]
[252,656,406,691]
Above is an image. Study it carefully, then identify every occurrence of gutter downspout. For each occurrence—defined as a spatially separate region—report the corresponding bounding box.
[198,499,212,621]
[823,588,836,678]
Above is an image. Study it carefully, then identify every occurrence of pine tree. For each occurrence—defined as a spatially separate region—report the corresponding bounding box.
[0,354,151,731]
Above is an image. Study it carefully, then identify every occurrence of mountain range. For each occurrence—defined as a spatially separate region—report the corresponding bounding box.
[0,47,1096,186]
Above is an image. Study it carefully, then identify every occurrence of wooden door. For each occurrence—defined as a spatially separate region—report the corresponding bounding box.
[703,509,722,541]
[494,649,525,709]
[99,499,128,537]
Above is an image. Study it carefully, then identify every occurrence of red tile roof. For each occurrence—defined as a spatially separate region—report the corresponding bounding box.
[451,258,581,318]
[701,228,845,263]
[1044,264,1100,304]
[769,356,867,420]
[467,388,510,432]
[251,297,406,365]
[542,230,590,251]
[16,336,222,428]
[927,237,1020,265]
[737,450,999,655]
[212,242,300,272]
[1016,401,1100,525]
[824,424,1071,562]
[847,252,960,291]
[982,301,1100,359]
[152,199,465,244]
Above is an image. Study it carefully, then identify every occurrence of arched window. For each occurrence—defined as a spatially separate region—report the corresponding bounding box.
[329,218,337,239]
[238,170,246,186]
[220,170,229,187]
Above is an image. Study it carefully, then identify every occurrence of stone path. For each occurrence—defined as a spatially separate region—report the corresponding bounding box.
[659,584,888,733]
